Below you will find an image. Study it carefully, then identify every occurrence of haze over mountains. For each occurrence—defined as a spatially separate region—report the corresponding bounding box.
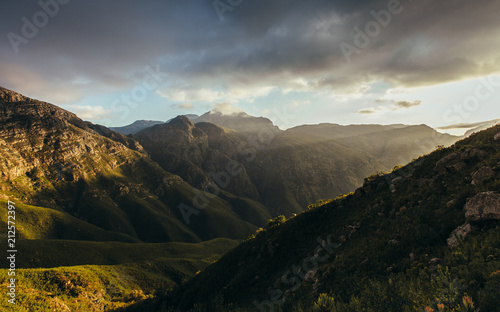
[111,102,459,216]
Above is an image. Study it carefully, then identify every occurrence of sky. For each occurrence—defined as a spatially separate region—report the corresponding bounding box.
[1,0,500,135]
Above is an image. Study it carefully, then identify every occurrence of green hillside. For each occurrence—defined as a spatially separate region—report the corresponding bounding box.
[0,238,238,311]
[129,125,500,311]
[0,87,266,243]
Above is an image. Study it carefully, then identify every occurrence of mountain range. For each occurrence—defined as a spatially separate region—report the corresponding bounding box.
[0,86,459,243]
[127,119,500,312]
[1,85,489,311]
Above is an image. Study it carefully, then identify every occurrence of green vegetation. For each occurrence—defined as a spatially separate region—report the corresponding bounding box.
[0,200,139,242]
[0,259,202,311]
[136,125,500,311]
[267,215,286,228]
[0,238,238,311]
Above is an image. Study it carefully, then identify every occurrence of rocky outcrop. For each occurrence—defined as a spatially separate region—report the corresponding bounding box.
[494,132,500,141]
[135,116,261,201]
[460,148,489,161]
[435,149,490,175]
[0,86,27,102]
[447,223,477,247]
[465,192,500,222]
[435,153,466,174]
[471,166,494,185]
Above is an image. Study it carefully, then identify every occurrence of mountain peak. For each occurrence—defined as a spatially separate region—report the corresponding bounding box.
[0,86,28,103]
[0,86,87,129]
[196,110,280,133]
[167,115,195,130]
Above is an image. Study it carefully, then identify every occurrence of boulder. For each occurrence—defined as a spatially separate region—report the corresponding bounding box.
[471,166,494,185]
[434,153,466,174]
[495,132,500,141]
[447,223,477,247]
[460,148,489,161]
[465,192,500,222]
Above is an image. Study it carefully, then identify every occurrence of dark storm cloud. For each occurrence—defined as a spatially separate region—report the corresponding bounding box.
[1,0,499,103]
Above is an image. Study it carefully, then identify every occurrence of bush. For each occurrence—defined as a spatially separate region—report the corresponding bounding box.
[267,215,286,228]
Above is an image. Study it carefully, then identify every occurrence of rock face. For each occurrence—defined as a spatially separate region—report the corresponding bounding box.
[0,86,267,243]
[135,116,261,201]
[471,166,494,185]
[434,153,466,174]
[447,223,477,247]
[465,192,500,222]
[435,149,490,175]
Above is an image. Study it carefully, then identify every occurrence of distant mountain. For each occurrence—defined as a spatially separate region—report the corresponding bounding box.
[110,115,202,135]
[137,123,500,312]
[464,119,500,137]
[251,123,458,213]
[110,120,165,135]
[194,110,281,134]
[135,114,459,217]
[436,119,500,137]
[0,86,261,244]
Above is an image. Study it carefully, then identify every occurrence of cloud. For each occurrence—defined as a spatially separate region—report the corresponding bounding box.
[213,102,243,115]
[1,0,499,108]
[436,119,500,130]
[0,61,83,104]
[169,102,194,110]
[394,100,422,110]
[63,104,111,120]
[356,99,421,115]
[291,100,311,107]
[157,83,275,104]
[356,107,382,114]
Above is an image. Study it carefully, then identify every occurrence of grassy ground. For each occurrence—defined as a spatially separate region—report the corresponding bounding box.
[0,238,238,311]
[0,258,207,311]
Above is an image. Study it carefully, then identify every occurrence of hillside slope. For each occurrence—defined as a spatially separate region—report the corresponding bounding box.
[0,86,260,243]
[132,124,500,311]
[135,116,458,217]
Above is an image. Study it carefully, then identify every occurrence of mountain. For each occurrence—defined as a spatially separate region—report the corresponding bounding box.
[0,86,263,243]
[110,115,202,135]
[129,124,500,312]
[436,119,500,137]
[0,86,270,309]
[464,119,500,137]
[195,110,281,134]
[0,86,471,311]
[110,120,165,135]
[135,117,458,217]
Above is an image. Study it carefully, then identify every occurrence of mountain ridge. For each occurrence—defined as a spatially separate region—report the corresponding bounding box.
[129,123,500,312]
